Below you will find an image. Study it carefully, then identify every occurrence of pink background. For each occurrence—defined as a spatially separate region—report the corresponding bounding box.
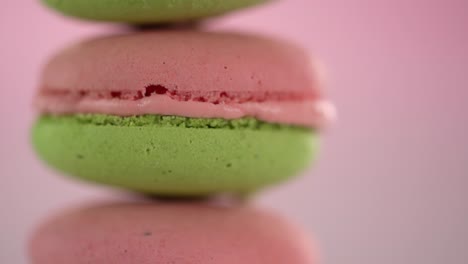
[1,0,467,263]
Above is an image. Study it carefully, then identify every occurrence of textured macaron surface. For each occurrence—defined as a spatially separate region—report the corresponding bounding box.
[29,202,318,264]
[41,0,270,23]
[33,115,317,195]
[37,31,333,128]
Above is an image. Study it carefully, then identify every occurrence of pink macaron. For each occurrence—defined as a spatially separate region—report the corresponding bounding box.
[33,30,334,196]
[29,202,319,264]
[37,30,333,127]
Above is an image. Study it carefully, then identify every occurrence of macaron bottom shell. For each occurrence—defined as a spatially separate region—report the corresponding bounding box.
[33,115,318,196]
[41,0,269,24]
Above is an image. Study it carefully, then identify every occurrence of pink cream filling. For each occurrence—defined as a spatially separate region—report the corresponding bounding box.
[36,86,335,128]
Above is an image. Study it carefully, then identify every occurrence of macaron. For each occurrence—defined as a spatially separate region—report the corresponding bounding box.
[29,202,318,264]
[33,31,335,196]
[41,0,270,24]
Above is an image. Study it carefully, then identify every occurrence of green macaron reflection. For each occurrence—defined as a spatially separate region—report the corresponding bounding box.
[41,0,270,24]
[32,114,318,196]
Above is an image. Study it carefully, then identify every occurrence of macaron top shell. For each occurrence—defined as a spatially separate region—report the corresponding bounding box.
[37,31,334,128]
[41,0,270,24]
[29,202,318,264]
[41,31,321,96]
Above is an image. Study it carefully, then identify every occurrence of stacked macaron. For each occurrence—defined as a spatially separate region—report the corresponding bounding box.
[30,1,335,263]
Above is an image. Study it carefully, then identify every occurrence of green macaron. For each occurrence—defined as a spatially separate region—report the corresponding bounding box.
[33,31,333,196]
[33,115,317,196]
[41,0,270,24]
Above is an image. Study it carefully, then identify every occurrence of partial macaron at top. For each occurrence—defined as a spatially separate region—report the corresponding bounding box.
[36,31,335,129]
[41,0,271,24]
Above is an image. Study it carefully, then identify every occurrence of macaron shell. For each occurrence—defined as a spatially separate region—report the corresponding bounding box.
[32,115,317,195]
[40,31,321,96]
[41,0,270,23]
[29,202,318,264]
[37,31,332,128]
